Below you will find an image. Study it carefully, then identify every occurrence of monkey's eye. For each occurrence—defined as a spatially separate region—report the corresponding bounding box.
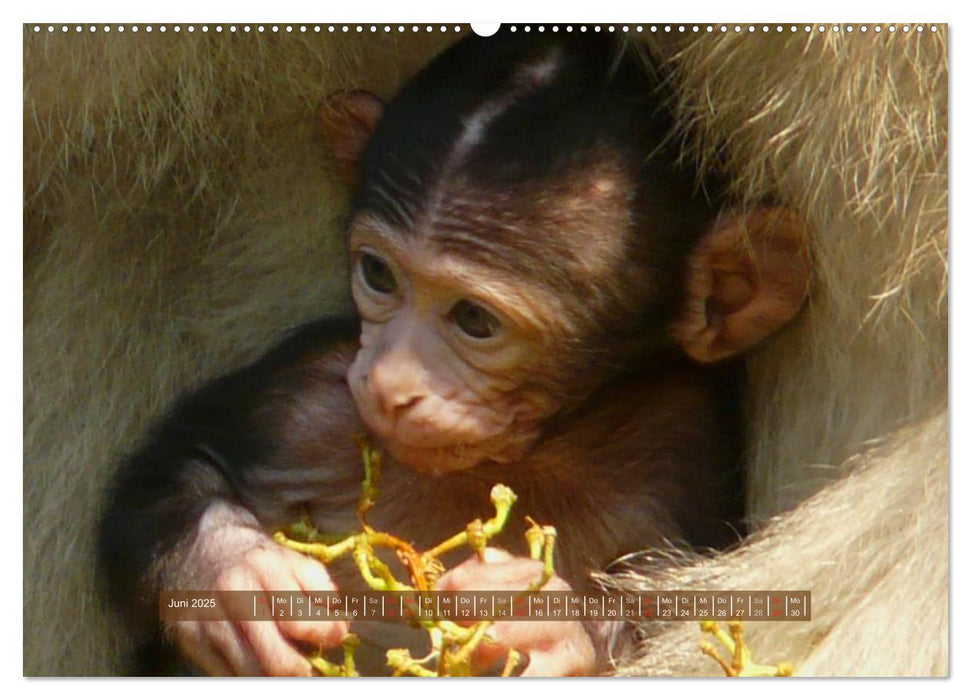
[359,253,397,295]
[450,300,501,340]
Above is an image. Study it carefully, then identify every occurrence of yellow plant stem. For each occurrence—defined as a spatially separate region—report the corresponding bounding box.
[447,620,493,669]
[524,517,557,590]
[425,485,517,561]
[272,531,355,563]
[700,620,794,677]
[501,650,524,677]
[276,438,560,677]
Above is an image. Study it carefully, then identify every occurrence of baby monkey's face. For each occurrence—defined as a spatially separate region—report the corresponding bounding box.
[345,220,564,475]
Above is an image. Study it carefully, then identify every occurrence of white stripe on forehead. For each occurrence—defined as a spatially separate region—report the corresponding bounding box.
[366,47,566,234]
[438,47,565,182]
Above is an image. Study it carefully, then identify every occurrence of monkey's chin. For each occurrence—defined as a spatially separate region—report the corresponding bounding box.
[382,438,530,476]
[383,442,493,475]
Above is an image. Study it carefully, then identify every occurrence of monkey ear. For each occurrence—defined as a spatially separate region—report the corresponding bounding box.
[674,207,811,363]
[318,90,384,185]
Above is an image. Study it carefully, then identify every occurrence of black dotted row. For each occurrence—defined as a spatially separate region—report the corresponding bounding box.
[28,24,940,35]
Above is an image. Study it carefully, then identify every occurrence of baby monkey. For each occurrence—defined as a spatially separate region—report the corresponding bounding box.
[99,32,810,676]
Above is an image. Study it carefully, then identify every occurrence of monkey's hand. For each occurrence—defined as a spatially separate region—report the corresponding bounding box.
[163,501,349,676]
[436,548,596,677]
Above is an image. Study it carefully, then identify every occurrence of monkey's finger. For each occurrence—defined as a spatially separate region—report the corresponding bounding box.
[188,647,235,677]
[437,550,547,591]
[435,548,513,589]
[202,620,264,676]
[467,633,511,670]
[217,568,313,674]
[213,561,305,675]
[479,547,514,564]
[171,621,236,676]
[251,549,349,647]
[238,620,313,677]
[443,547,514,573]
[442,560,560,591]
[279,619,348,648]
[288,550,339,591]
[285,557,349,646]
[477,619,556,657]
[477,620,595,676]
[182,641,235,676]
[520,645,596,677]
[467,620,543,671]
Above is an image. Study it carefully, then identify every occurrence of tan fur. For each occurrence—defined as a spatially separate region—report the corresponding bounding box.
[24,26,947,676]
[24,28,454,675]
[607,28,947,676]
[606,412,947,676]
[651,30,947,519]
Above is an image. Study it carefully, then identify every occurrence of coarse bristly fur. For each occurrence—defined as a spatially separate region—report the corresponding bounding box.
[603,29,947,676]
[24,29,454,676]
[24,26,947,676]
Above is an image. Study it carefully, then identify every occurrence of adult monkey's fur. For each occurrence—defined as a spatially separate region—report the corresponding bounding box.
[606,30,948,677]
[24,28,454,675]
[23,26,947,676]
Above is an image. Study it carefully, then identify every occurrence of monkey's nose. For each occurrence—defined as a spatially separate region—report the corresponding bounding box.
[369,362,426,421]
[376,388,425,422]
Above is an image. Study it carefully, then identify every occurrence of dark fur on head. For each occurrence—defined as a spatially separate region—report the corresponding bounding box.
[353,31,726,374]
